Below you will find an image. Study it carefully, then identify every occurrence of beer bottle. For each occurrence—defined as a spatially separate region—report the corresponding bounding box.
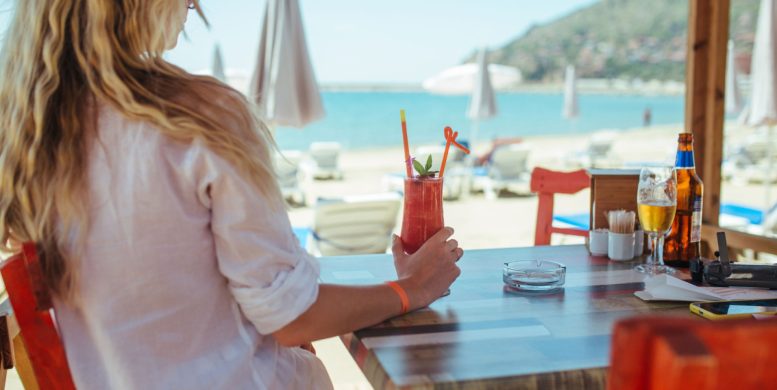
[663,133,703,267]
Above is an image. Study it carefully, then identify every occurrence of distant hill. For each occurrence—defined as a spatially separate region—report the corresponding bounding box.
[476,0,760,82]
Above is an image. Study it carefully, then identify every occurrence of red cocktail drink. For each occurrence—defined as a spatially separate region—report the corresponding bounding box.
[401,177,444,254]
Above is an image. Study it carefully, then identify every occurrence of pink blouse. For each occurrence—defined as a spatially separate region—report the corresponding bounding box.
[53,103,332,389]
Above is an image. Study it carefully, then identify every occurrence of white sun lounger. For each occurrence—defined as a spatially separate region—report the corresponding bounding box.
[311,192,402,256]
[481,143,531,199]
[309,142,343,180]
[274,150,311,206]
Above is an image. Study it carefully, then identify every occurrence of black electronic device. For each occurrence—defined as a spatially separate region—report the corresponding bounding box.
[699,232,777,289]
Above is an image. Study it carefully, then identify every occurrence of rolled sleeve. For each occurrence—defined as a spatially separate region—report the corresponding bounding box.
[192,141,319,334]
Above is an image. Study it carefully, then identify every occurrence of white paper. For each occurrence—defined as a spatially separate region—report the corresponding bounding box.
[565,269,647,288]
[635,274,777,302]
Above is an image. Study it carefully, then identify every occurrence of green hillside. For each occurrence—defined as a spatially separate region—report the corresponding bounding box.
[480,0,760,82]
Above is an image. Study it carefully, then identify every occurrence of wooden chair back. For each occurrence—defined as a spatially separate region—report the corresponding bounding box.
[530,167,590,245]
[1,243,75,390]
[609,316,777,390]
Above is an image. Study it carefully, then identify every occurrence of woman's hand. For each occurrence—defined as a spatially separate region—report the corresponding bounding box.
[392,227,462,310]
[272,228,462,347]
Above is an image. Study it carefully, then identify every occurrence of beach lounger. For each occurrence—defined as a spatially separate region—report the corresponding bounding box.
[274,150,310,206]
[721,203,765,225]
[310,192,402,256]
[482,143,531,199]
[723,130,777,184]
[382,145,466,201]
[553,212,590,230]
[414,145,465,200]
[557,203,774,239]
[474,137,523,167]
[309,142,343,180]
[566,130,619,169]
[292,227,311,250]
[719,202,777,237]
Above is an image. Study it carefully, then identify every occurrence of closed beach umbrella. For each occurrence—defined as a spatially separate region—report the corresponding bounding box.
[562,65,579,119]
[249,0,324,128]
[745,0,777,210]
[211,44,227,83]
[466,48,498,157]
[725,40,743,115]
[467,48,498,121]
[422,63,521,95]
[746,0,777,127]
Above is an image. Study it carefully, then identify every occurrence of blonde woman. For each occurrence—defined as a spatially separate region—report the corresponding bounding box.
[0,1,462,388]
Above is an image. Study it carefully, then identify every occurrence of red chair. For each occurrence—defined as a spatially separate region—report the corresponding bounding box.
[530,167,590,246]
[1,243,75,390]
[609,316,777,390]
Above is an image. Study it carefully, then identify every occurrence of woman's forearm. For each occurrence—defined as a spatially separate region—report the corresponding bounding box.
[273,229,461,347]
[272,281,420,347]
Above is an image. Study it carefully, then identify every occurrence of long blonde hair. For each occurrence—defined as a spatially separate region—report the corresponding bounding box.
[0,0,281,300]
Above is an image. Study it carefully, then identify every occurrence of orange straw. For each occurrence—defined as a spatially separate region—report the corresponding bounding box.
[439,126,471,178]
[400,110,412,177]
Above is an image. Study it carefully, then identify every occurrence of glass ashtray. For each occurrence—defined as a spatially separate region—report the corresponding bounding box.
[503,260,566,292]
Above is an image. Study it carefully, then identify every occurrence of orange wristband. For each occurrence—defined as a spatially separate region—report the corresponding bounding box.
[386,281,409,315]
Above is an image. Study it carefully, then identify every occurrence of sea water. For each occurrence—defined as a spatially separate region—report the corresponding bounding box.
[274,91,685,151]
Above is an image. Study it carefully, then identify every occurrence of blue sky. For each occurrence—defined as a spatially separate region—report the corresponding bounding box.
[0,0,597,84]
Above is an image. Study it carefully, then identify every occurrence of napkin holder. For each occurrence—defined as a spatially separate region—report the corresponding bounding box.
[588,169,640,233]
[694,232,777,289]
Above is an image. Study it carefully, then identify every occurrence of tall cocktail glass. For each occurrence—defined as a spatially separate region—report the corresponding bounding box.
[401,177,444,254]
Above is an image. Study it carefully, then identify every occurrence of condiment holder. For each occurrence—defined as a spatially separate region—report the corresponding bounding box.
[588,229,609,256]
[608,232,635,261]
[604,210,637,261]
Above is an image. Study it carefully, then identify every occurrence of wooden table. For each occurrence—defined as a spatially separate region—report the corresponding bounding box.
[319,245,692,389]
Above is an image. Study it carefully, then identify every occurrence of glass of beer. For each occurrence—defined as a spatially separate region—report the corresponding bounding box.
[635,166,677,275]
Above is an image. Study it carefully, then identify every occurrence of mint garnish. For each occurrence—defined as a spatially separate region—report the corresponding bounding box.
[412,154,438,178]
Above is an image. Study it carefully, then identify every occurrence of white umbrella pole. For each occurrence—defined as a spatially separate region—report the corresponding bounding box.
[766,125,774,215]
[465,119,481,197]
[471,119,480,157]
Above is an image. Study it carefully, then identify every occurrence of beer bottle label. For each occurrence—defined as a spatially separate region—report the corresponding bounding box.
[676,150,695,168]
[691,196,702,243]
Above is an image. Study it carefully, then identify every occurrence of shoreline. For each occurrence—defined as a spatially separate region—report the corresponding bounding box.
[318,83,685,96]
[289,121,744,154]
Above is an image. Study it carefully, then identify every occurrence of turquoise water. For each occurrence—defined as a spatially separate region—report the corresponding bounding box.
[274,91,685,151]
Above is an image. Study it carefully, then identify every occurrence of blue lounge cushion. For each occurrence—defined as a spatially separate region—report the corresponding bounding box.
[720,203,764,225]
[553,213,590,230]
[292,227,310,249]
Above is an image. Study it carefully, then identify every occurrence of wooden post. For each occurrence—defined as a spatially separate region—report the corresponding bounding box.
[685,0,777,257]
[685,0,729,227]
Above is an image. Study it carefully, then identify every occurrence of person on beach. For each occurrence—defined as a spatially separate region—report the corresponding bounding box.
[0,1,462,389]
